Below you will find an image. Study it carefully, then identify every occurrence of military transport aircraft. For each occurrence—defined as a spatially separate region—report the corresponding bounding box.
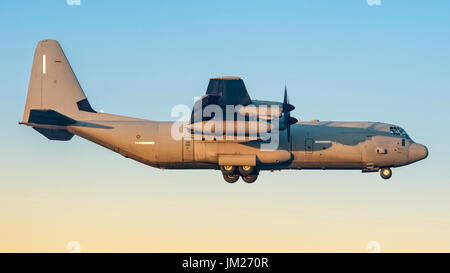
[20,40,428,183]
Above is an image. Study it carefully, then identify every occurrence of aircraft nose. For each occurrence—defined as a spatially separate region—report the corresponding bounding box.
[408,143,428,163]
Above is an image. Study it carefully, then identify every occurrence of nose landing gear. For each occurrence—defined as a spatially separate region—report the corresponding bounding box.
[380,167,392,180]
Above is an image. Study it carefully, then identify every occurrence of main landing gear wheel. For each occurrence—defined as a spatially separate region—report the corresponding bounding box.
[223,174,240,183]
[242,174,258,183]
[238,165,255,176]
[220,165,237,175]
[380,167,392,180]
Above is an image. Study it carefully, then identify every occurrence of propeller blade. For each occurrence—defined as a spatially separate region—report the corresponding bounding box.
[284,103,295,112]
[282,85,296,141]
[284,85,289,105]
[283,86,295,112]
[288,117,298,125]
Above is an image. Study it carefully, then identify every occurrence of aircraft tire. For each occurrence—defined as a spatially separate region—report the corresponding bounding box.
[242,174,258,183]
[380,167,392,179]
[220,165,237,175]
[238,165,255,176]
[223,174,240,183]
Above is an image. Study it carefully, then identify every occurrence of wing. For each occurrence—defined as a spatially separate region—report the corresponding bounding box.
[190,77,252,123]
[205,77,251,106]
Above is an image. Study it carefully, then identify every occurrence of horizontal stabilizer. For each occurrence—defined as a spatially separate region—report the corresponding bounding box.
[33,127,74,141]
[28,109,76,126]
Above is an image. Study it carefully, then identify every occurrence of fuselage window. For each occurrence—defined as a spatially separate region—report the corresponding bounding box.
[402,139,405,146]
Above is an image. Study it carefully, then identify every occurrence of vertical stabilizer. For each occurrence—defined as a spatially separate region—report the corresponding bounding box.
[22,39,95,124]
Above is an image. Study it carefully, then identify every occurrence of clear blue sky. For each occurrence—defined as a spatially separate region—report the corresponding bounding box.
[0,0,449,252]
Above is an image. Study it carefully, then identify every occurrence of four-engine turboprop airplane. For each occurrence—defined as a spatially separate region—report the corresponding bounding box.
[20,40,428,183]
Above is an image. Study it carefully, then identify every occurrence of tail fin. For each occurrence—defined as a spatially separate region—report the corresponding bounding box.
[21,39,96,140]
[22,39,96,123]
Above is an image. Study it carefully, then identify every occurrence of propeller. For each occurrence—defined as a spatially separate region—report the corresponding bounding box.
[282,86,298,141]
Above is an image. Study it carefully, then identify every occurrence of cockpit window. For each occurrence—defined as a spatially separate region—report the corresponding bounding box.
[390,126,409,138]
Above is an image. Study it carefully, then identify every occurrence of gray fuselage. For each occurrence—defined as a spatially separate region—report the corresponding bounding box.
[21,40,428,182]
[66,114,428,172]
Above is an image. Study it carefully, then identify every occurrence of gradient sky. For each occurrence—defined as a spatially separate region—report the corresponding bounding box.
[0,0,449,252]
